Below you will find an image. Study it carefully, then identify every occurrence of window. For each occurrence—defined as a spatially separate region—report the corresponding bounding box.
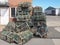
[11,8,15,17]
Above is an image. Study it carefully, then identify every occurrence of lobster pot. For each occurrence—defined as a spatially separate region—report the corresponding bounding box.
[16,11,22,16]
[5,26,15,32]
[22,31,30,41]
[6,22,15,29]
[7,36,13,43]
[15,22,21,28]
[6,32,14,43]
[33,7,42,12]
[16,15,30,21]
[32,22,38,27]
[31,27,37,34]
[27,20,33,26]
[0,35,7,41]
[15,22,30,32]
[15,21,25,28]
[32,15,46,21]
[25,30,33,40]
[18,2,31,7]
[19,30,33,43]
[4,22,15,32]
[13,34,22,44]
[0,30,9,41]
[15,22,23,32]
[21,2,31,8]
[17,7,22,12]
[38,15,46,21]
[19,32,27,43]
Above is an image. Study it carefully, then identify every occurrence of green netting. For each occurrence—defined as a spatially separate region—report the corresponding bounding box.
[33,7,42,12]
[13,34,20,41]
[1,30,9,36]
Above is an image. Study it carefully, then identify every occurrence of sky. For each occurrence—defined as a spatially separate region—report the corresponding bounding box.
[32,0,60,9]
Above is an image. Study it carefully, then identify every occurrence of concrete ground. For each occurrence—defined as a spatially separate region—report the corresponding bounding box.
[0,38,60,45]
[24,38,60,45]
[0,16,60,45]
[46,16,60,39]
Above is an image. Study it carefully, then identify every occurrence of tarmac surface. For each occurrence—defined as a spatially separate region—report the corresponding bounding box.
[46,16,60,39]
[0,16,60,45]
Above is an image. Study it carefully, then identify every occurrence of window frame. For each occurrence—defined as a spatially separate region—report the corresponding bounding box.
[10,7,16,18]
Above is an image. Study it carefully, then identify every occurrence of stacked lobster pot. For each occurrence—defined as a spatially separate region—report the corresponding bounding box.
[0,22,16,43]
[0,2,33,45]
[31,7,48,38]
[15,2,32,32]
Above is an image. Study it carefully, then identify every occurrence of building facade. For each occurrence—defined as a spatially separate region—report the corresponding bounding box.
[45,6,56,15]
[45,6,60,16]
[56,8,60,16]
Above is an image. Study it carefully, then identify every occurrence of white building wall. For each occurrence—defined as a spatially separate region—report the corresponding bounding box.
[0,8,9,25]
[56,8,59,16]
[56,8,60,16]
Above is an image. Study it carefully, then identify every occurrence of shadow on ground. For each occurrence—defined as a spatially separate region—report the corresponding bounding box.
[34,26,60,39]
